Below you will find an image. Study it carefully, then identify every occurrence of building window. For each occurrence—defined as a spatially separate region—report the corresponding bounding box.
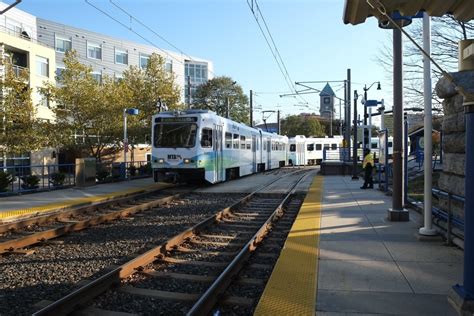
[56,67,65,81]
[114,73,123,82]
[115,48,128,65]
[87,42,102,60]
[140,53,150,69]
[92,71,102,83]
[55,36,72,53]
[165,60,172,72]
[35,88,49,108]
[36,56,49,77]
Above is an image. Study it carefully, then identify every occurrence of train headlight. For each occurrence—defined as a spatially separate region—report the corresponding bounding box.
[183,158,191,164]
[158,158,165,163]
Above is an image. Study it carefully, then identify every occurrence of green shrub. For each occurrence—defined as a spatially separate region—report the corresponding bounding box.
[129,165,137,177]
[50,172,66,186]
[0,171,13,192]
[96,169,109,181]
[21,175,40,189]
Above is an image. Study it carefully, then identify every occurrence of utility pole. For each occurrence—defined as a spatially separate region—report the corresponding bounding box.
[250,89,253,127]
[352,90,359,180]
[347,69,352,158]
[225,97,230,119]
[187,76,191,109]
[277,110,280,134]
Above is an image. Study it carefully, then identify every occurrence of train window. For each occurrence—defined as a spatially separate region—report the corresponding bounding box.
[201,128,212,148]
[153,122,197,148]
[307,144,314,151]
[388,141,393,147]
[316,144,322,150]
[246,142,251,150]
[290,144,296,152]
[331,144,337,150]
[225,132,232,149]
[263,142,267,151]
[233,134,239,149]
[371,142,378,149]
[240,136,246,149]
[323,144,330,150]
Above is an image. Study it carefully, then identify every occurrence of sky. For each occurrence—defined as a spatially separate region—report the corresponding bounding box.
[10,0,391,125]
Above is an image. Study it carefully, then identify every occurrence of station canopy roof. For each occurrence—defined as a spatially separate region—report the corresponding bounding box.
[343,0,474,25]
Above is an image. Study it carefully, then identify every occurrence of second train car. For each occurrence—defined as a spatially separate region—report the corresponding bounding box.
[151,110,288,184]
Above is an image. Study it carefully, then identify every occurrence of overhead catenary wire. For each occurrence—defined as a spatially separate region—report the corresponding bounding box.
[246,0,308,105]
[84,0,190,70]
[107,0,217,78]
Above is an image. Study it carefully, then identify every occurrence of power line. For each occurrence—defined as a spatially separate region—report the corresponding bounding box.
[107,0,217,78]
[84,0,188,69]
[246,0,307,104]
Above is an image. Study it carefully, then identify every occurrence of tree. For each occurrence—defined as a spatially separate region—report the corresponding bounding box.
[281,115,325,137]
[192,76,250,124]
[41,51,125,160]
[0,57,48,156]
[122,53,182,143]
[375,15,474,110]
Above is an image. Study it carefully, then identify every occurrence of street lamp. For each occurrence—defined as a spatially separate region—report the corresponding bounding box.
[123,108,139,179]
[363,81,381,149]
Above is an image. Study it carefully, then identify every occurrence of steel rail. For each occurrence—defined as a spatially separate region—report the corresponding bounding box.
[187,171,312,315]
[0,184,177,232]
[32,169,308,316]
[0,193,182,254]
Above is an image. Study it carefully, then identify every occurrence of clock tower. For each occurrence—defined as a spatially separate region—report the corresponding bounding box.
[319,83,335,119]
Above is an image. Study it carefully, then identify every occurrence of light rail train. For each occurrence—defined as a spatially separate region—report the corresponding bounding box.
[288,135,395,165]
[151,110,288,184]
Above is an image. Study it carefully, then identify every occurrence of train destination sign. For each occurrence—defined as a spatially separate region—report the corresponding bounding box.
[155,117,198,123]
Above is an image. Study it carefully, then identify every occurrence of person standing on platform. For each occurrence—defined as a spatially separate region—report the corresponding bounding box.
[361,148,374,189]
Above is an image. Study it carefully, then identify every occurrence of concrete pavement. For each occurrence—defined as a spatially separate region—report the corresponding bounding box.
[0,178,164,222]
[317,176,463,315]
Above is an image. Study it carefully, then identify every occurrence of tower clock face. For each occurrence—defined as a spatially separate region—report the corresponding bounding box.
[323,97,330,104]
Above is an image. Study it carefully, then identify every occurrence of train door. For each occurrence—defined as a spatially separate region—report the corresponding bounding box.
[252,135,257,173]
[267,138,271,169]
[214,124,224,182]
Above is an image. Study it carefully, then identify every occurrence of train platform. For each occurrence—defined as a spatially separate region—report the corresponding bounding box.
[0,178,165,223]
[255,175,463,316]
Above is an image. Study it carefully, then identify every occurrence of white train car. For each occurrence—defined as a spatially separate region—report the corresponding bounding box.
[288,135,306,166]
[288,136,344,165]
[151,110,288,184]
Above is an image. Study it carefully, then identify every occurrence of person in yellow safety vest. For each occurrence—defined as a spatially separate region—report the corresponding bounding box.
[361,148,374,189]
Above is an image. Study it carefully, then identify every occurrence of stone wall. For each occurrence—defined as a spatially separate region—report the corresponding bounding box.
[435,71,474,219]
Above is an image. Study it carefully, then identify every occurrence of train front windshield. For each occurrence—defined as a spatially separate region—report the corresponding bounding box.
[153,123,197,148]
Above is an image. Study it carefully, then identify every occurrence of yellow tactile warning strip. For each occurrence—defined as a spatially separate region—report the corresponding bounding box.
[254,175,323,316]
[0,183,170,221]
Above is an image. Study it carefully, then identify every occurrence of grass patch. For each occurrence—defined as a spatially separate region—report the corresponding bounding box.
[408,171,441,202]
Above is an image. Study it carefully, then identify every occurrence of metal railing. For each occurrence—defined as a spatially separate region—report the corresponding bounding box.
[0,163,76,196]
[322,147,364,162]
[0,160,152,196]
[430,188,465,246]
[96,160,152,183]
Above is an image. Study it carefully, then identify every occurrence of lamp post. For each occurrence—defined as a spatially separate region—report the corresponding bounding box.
[123,108,139,179]
[363,81,381,149]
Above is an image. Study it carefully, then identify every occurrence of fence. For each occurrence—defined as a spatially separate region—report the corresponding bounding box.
[0,160,152,196]
[322,147,364,163]
[96,160,152,183]
[0,163,76,196]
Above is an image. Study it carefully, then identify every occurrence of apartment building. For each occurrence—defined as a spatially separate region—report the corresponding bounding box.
[0,2,56,167]
[35,18,213,103]
[1,2,214,168]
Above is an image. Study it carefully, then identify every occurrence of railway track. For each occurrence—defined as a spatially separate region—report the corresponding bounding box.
[0,186,188,255]
[32,169,312,315]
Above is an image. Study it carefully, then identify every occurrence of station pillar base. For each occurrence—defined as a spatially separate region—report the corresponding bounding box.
[448,285,474,316]
[387,208,409,222]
